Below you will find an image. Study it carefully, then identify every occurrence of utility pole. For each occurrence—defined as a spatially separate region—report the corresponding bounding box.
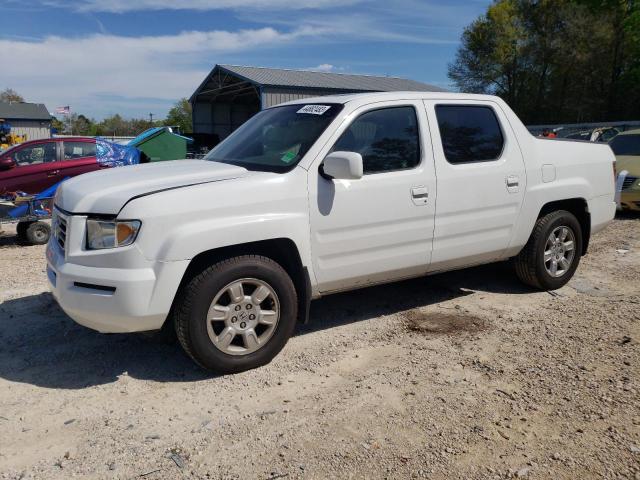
[149,113,154,125]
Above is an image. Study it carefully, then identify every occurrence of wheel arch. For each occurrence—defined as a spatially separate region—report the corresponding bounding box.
[538,198,590,255]
[169,238,312,327]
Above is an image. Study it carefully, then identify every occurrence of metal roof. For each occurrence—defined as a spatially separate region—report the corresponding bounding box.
[192,64,445,100]
[0,102,51,121]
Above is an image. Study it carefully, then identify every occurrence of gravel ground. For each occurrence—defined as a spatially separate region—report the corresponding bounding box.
[0,216,638,479]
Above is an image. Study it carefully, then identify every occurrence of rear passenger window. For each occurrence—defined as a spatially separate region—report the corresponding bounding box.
[64,141,96,160]
[331,106,420,174]
[435,105,504,164]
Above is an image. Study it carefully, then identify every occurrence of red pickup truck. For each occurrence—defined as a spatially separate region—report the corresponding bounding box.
[0,137,109,195]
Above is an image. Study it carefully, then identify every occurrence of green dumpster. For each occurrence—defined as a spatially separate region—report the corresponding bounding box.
[128,127,192,162]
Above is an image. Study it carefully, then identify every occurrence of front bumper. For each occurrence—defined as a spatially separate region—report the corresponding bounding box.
[620,190,640,211]
[47,238,189,334]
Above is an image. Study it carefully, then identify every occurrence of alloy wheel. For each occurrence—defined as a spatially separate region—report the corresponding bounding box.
[544,226,576,278]
[205,278,280,356]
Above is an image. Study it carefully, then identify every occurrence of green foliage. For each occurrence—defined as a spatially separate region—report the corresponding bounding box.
[164,98,192,134]
[0,88,25,103]
[449,0,640,123]
[71,114,93,136]
[64,114,155,137]
[51,117,64,134]
[49,99,193,137]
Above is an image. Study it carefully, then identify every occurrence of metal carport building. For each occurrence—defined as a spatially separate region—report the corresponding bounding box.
[190,64,444,142]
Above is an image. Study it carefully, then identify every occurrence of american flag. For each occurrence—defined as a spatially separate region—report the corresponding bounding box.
[55,106,70,114]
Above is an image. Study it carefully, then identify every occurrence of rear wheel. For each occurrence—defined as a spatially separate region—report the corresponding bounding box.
[514,210,582,290]
[174,255,298,374]
[24,221,51,245]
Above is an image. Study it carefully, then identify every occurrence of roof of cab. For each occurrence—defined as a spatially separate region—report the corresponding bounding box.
[277,91,502,108]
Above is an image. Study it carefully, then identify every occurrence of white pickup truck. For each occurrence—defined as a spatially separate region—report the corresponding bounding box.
[47,92,616,373]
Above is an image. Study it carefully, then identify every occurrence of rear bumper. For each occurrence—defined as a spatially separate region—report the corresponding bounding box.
[47,240,189,333]
[589,194,617,235]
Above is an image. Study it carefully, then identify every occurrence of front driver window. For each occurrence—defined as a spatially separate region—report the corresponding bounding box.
[331,106,420,174]
[14,143,57,166]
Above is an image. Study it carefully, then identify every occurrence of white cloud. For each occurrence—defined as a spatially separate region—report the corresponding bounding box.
[306,64,338,72]
[243,11,460,45]
[0,1,470,119]
[0,27,316,119]
[42,0,363,13]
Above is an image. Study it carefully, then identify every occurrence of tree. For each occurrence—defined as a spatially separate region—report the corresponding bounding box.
[164,98,192,134]
[51,117,65,134]
[46,100,195,138]
[99,114,128,136]
[448,0,640,124]
[0,88,24,103]
[69,114,94,136]
[129,118,153,135]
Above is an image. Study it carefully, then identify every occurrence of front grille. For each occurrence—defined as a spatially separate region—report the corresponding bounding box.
[623,175,638,190]
[54,211,68,251]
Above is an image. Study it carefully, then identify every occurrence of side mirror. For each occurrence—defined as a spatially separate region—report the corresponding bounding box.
[0,156,15,171]
[321,151,363,180]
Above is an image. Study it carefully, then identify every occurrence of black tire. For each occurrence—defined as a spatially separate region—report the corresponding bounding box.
[174,255,298,374]
[514,210,582,290]
[25,221,51,245]
[140,319,177,344]
[16,221,31,240]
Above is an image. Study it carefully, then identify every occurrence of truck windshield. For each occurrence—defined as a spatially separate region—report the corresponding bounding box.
[205,103,343,172]
[610,134,640,156]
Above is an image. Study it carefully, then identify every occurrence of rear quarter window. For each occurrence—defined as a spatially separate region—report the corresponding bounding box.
[435,105,504,164]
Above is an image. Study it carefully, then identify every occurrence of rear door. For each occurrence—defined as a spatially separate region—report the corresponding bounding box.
[0,141,59,194]
[423,100,526,270]
[59,139,102,180]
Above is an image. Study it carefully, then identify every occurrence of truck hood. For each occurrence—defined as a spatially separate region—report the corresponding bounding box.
[615,155,640,176]
[56,160,249,215]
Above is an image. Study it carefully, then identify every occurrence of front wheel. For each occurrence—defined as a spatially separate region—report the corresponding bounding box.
[174,255,298,374]
[514,210,583,290]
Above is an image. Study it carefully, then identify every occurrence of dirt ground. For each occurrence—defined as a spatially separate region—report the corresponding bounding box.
[0,216,639,480]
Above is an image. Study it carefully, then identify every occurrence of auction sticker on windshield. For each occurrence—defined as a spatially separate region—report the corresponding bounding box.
[297,105,331,115]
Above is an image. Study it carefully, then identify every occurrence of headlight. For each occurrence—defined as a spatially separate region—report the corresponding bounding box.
[53,184,63,207]
[86,219,141,250]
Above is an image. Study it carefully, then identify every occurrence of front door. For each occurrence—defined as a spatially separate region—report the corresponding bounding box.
[0,141,59,194]
[308,100,437,294]
[423,100,527,270]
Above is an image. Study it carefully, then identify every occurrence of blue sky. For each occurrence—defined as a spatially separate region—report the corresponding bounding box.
[0,0,490,120]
